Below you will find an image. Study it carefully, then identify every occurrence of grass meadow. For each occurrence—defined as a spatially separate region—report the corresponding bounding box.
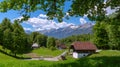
[0,47,120,67]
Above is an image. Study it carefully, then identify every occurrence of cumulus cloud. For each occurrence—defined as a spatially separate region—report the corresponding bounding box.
[80,18,87,24]
[25,14,76,31]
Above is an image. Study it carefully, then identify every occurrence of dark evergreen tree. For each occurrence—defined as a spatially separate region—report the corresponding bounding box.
[0,18,13,46]
[12,20,29,56]
[3,29,13,50]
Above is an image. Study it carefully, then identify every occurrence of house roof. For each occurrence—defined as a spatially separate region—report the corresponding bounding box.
[57,44,67,49]
[71,41,97,50]
[32,43,39,47]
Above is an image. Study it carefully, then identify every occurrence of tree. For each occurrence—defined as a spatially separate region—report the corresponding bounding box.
[0,18,13,48]
[0,18,13,31]
[0,18,32,55]
[3,29,13,51]
[12,21,28,56]
[26,34,33,46]
[46,37,56,48]
[29,32,40,43]
[92,21,109,49]
[60,34,91,44]
[107,25,120,50]
[0,0,119,21]
[0,26,2,45]
[36,34,47,47]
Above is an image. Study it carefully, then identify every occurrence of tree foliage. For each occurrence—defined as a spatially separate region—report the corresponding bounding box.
[0,0,119,21]
[92,21,109,49]
[61,34,91,44]
[3,29,13,50]
[0,18,31,56]
[0,18,13,47]
[12,21,29,55]
[92,19,120,50]
[30,32,40,43]
[107,25,120,49]
[29,32,47,47]
[36,34,47,47]
[47,37,56,48]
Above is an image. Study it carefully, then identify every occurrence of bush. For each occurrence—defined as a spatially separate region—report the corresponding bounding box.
[50,47,57,51]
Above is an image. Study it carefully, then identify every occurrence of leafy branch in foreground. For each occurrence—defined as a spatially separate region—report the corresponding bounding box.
[0,0,120,22]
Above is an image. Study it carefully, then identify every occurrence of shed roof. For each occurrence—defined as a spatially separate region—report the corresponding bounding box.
[57,44,67,49]
[71,41,97,50]
[32,43,39,47]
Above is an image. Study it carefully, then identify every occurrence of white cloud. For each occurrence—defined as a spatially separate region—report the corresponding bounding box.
[66,12,69,16]
[38,14,47,18]
[106,7,116,15]
[12,16,23,22]
[70,25,79,29]
[25,14,76,31]
[80,18,87,24]
[24,28,32,31]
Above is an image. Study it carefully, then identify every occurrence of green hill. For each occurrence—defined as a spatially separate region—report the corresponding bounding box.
[0,49,120,67]
[0,52,16,61]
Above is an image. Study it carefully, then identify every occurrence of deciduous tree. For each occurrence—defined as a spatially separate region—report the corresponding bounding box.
[0,0,119,21]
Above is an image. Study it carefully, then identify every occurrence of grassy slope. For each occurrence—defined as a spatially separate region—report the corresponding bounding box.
[0,50,120,67]
[0,52,16,61]
[31,47,66,57]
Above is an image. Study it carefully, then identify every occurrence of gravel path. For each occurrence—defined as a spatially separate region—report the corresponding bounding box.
[24,51,68,61]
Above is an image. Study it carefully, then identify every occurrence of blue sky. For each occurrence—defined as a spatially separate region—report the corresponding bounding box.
[0,1,114,31]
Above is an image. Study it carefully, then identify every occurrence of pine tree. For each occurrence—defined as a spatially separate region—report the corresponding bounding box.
[3,29,13,51]
[0,18,13,46]
[12,20,28,56]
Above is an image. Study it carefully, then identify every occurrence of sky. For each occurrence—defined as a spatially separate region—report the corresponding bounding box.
[0,1,116,32]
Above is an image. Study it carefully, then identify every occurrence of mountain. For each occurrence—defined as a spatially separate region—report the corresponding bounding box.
[39,23,94,39]
[25,30,32,34]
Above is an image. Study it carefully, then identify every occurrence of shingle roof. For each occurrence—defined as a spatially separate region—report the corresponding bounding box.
[71,41,97,50]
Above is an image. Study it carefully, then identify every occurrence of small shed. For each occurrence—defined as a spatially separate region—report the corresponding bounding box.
[69,41,97,58]
[32,43,40,49]
[57,43,67,49]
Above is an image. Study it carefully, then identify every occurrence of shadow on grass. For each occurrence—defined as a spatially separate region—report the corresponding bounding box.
[0,49,31,59]
[51,56,120,67]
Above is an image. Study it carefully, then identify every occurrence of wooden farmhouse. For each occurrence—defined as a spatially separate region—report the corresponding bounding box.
[69,41,97,58]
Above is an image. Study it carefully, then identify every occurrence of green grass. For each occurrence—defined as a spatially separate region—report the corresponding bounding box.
[0,52,17,61]
[31,47,66,57]
[0,49,120,67]
[89,50,120,57]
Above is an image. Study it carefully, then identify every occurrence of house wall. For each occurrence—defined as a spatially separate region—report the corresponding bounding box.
[73,52,90,58]
[73,52,78,58]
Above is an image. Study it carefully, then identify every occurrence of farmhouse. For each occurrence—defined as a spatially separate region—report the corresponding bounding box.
[69,41,97,58]
[32,43,40,49]
[57,43,67,50]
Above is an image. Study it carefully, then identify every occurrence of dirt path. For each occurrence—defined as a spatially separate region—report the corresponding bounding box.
[24,51,68,61]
